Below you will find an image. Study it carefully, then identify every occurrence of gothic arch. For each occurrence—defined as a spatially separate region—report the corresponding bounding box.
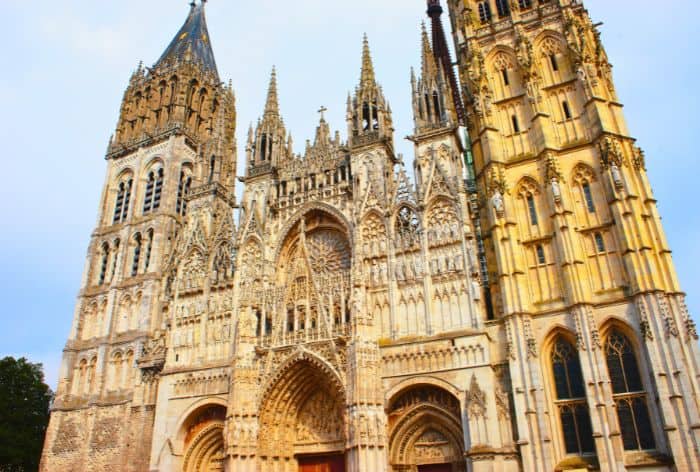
[142,156,165,175]
[274,203,352,263]
[485,45,518,69]
[384,377,462,411]
[387,385,465,470]
[178,403,227,472]
[541,325,577,352]
[174,398,229,451]
[533,30,567,56]
[258,350,346,464]
[570,162,597,183]
[259,348,344,408]
[599,317,640,350]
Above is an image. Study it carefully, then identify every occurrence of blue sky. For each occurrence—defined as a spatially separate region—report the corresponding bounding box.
[1,0,698,389]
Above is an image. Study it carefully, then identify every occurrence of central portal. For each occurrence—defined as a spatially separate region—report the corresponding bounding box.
[298,454,346,472]
[417,465,452,472]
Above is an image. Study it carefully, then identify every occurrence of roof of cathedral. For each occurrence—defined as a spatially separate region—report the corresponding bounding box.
[155,1,219,79]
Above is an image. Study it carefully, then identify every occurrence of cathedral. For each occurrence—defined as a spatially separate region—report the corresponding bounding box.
[40,1,700,471]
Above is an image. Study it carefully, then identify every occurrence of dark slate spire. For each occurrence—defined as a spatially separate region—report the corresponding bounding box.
[155,1,219,79]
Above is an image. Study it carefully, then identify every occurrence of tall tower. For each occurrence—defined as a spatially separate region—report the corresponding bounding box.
[447,0,700,470]
[40,2,236,471]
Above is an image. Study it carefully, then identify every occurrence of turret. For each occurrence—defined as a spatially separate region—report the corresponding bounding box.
[246,68,290,176]
[412,23,456,133]
[347,35,395,152]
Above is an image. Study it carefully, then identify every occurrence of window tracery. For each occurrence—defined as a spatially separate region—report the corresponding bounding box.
[605,330,656,451]
[550,336,595,456]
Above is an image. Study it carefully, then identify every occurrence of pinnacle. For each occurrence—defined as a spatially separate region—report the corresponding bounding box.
[360,33,376,87]
[264,66,280,117]
[420,22,438,81]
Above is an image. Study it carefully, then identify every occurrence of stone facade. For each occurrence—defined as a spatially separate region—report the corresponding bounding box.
[40,1,700,471]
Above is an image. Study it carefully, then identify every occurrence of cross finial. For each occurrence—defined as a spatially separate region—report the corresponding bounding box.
[318,106,328,120]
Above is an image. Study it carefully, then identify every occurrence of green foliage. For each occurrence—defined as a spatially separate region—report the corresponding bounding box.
[0,357,53,472]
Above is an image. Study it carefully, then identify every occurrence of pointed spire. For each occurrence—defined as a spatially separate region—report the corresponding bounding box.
[426,0,465,125]
[360,34,376,87]
[155,1,219,79]
[264,67,280,117]
[420,22,438,81]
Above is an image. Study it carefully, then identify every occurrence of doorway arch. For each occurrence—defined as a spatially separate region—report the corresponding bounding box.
[388,385,466,472]
[181,404,226,472]
[257,351,347,470]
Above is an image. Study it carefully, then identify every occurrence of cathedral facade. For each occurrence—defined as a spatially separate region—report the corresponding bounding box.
[40,1,700,471]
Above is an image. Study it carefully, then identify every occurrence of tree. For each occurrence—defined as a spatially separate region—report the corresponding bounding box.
[0,357,53,472]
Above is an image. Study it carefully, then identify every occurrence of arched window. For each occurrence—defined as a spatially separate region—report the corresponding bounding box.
[87,357,97,393]
[432,91,442,121]
[478,2,492,23]
[153,168,164,210]
[527,194,539,225]
[144,230,154,272]
[594,232,606,253]
[209,155,216,182]
[551,337,595,455]
[176,169,193,216]
[143,171,155,213]
[536,244,546,265]
[511,115,520,133]
[495,0,510,17]
[605,331,656,451]
[111,239,120,280]
[98,243,109,285]
[143,167,163,214]
[550,53,559,72]
[113,178,133,224]
[131,233,142,277]
[362,102,371,131]
[562,101,572,120]
[582,182,595,213]
[501,69,510,87]
[260,134,268,161]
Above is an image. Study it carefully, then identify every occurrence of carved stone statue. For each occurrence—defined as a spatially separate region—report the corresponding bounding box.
[491,190,505,217]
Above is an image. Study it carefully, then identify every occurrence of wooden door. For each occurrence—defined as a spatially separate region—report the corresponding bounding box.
[417,465,452,472]
[298,455,345,472]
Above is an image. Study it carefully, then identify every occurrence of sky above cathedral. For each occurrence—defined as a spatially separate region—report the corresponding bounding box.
[0,0,698,389]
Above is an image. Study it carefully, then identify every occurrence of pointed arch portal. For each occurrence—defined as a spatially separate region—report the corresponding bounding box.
[181,405,226,472]
[258,353,347,471]
[388,385,466,472]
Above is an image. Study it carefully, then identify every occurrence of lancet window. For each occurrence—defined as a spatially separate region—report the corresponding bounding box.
[176,168,193,216]
[495,0,510,17]
[98,243,110,285]
[550,336,595,456]
[605,330,656,451]
[144,230,154,272]
[113,177,133,224]
[478,2,492,23]
[143,167,164,214]
[131,233,142,277]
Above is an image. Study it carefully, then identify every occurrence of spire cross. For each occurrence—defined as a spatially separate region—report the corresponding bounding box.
[318,106,328,120]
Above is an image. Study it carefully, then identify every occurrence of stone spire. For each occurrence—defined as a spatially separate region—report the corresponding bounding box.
[154,1,219,80]
[264,67,280,118]
[360,34,376,87]
[420,22,438,82]
[247,67,287,173]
